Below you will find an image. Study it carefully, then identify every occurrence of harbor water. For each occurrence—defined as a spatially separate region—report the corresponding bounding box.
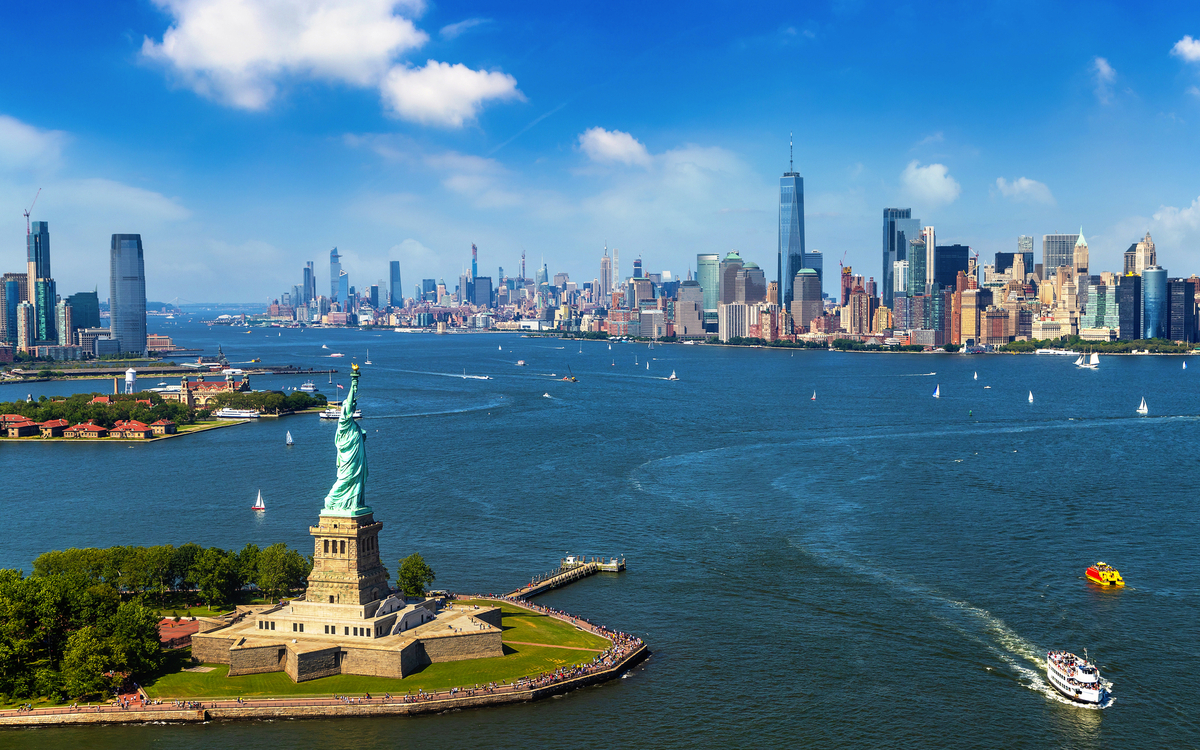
[2,321,1198,748]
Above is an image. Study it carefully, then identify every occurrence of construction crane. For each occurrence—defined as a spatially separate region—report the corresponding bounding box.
[23,188,41,235]
[838,250,848,271]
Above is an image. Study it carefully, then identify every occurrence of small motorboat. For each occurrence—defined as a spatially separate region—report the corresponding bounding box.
[516,360,526,366]
[1085,562,1124,587]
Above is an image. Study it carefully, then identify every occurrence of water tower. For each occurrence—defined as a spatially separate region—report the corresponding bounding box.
[124,368,137,395]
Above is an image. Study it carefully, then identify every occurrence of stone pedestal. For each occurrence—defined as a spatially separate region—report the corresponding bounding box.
[307,513,390,606]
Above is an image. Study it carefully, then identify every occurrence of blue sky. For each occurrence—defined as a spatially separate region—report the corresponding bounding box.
[2,0,1200,302]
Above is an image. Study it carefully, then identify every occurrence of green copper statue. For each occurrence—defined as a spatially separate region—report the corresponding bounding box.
[322,364,371,517]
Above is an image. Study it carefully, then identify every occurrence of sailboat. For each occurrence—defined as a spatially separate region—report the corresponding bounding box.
[1136,397,1148,415]
[286,431,293,446]
[608,343,612,350]
[611,359,616,366]
[578,343,583,354]
[811,391,816,401]
[252,491,265,511]
[1074,354,1085,367]
[1080,352,1099,370]
[667,370,679,381]
[1184,361,1188,370]
[365,349,371,365]
[635,355,638,365]
[974,371,978,380]
[321,344,328,349]
[1028,391,1034,403]
[646,361,650,370]
[498,344,502,351]
[933,384,940,399]
[328,370,333,384]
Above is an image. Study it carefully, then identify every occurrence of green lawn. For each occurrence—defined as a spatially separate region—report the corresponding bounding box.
[143,601,611,700]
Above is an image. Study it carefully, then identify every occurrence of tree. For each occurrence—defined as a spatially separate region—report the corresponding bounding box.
[61,627,110,700]
[397,553,436,598]
[258,543,309,601]
[236,543,261,588]
[192,547,241,608]
[106,601,164,676]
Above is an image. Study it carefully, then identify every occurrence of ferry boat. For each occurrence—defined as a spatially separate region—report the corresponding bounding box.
[214,407,260,419]
[319,407,361,420]
[1046,650,1111,706]
[1086,562,1124,587]
[299,381,319,393]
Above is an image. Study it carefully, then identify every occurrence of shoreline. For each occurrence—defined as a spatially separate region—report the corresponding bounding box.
[0,597,649,729]
[0,408,322,444]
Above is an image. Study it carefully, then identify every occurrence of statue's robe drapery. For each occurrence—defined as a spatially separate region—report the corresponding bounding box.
[322,372,369,515]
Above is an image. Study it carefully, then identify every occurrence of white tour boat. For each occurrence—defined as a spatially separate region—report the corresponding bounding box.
[1046,650,1111,706]
[214,407,260,419]
[299,381,319,393]
[320,406,362,419]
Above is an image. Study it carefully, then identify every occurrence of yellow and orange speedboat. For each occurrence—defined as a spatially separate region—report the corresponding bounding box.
[1086,562,1124,587]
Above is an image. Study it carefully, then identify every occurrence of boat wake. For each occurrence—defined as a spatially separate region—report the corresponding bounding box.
[395,369,494,381]
[899,372,937,376]
[360,400,507,419]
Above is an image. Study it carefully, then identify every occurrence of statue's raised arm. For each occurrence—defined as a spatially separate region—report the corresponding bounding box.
[322,364,371,517]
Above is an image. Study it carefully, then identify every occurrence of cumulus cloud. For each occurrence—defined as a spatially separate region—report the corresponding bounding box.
[1153,196,1200,234]
[1092,56,1116,104]
[0,115,67,172]
[440,18,490,40]
[1171,35,1200,63]
[900,160,960,206]
[380,61,521,127]
[578,127,651,167]
[142,0,428,109]
[142,0,520,126]
[995,176,1055,205]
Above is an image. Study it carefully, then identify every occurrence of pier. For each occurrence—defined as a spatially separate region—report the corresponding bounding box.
[507,555,626,599]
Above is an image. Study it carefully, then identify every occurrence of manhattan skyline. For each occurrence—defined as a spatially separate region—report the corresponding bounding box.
[2,2,1200,301]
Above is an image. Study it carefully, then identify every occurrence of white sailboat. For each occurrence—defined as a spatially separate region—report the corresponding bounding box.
[974,371,978,380]
[1074,355,1085,367]
[1028,391,1034,403]
[1184,361,1188,370]
[667,370,679,381]
[646,362,650,371]
[286,431,293,446]
[498,344,502,351]
[252,490,265,511]
[635,355,638,365]
[608,343,612,350]
[364,349,371,365]
[933,384,940,398]
[1136,397,1148,415]
[811,391,816,401]
[1079,351,1098,369]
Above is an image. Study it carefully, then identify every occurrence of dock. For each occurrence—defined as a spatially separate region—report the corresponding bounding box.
[506,555,626,599]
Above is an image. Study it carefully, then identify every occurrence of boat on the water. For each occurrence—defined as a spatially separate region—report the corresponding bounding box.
[516,360,526,366]
[214,407,260,419]
[1136,397,1148,415]
[286,431,293,446]
[252,490,265,511]
[1046,650,1111,706]
[1028,391,1034,403]
[667,370,679,381]
[1085,561,1124,587]
[933,384,940,398]
[299,381,319,393]
[320,407,361,419]
[1080,352,1099,370]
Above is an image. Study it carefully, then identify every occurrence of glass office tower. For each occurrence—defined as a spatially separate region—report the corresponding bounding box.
[1142,266,1167,339]
[1042,233,1079,273]
[779,169,805,307]
[389,261,403,306]
[697,253,720,331]
[110,234,147,354]
[330,248,342,302]
[882,209,920,307]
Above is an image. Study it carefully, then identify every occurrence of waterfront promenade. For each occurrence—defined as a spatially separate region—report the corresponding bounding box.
[0,596,647,728]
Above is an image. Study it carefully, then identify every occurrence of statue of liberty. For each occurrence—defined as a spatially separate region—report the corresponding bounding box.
[322,364,371,517]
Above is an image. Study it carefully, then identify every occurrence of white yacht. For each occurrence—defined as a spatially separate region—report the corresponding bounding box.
[214,407,260,419]
[1046,650,1111,706]
[299,381,319,393]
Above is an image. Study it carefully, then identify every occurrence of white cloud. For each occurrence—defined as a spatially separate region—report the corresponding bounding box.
[1092,56,1116,104]
[900,160,960,206]
[142,0,429,110]
[0,115,67,172]
[1189,85,1200,98]
[1152,196,1200,235]
[440,18,490,40]
[1171,35,1200,63]
[380,61,522,127]
[995,176,1055,206]
[913,132,944,148]
[578,127,651,167]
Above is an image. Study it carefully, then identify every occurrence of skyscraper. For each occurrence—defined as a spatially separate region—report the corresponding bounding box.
[1133,233,1156,275]
[422,279,437,302]
[27,221,50,303]
[1073,229,1089,277]
[304,262,316,304]
[803,250,823,299]
[719,251,744,305]
[389,261,402,307]
[471,243,478,280]
[1042,233,1079,273]
[330,248,343,301]
[599,247,612,301]
[56,300,72,346]
[922,227,936,289]
[791,268,822,332]
[1168,278,1196,343]
[1,277,21,343]
[907,239,927,298]
[696,253,720,331]
[1118,274,1142,341]
[779,137,806,307]
[34,278,56,342]
[882,209,920,307]
[338,270,349,303]
[1142,266,1167,339]
[110,234,147,355]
